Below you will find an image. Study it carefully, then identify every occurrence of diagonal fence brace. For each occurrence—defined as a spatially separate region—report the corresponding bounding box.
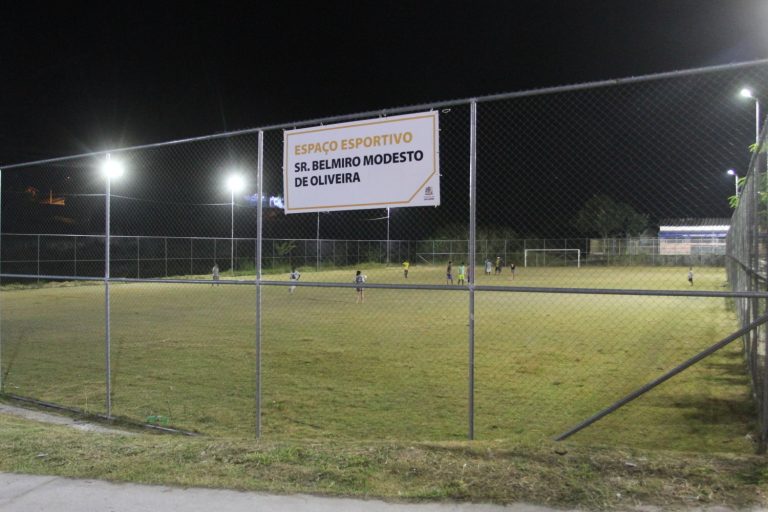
[555,312,768,442]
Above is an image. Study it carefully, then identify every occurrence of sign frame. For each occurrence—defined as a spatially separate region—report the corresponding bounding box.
[283,111,440,213]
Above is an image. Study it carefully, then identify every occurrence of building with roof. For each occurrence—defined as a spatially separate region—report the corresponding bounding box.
[658,218,731,239]
[657,218,730,256]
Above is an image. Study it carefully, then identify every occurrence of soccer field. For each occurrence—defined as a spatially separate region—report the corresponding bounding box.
[0,265,755,453]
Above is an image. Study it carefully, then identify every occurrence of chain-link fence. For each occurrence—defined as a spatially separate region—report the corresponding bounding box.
[726,113,768,453]
[0,234,728,280]
[3,60,768,452]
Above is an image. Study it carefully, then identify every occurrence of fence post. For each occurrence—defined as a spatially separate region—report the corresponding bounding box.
[0,170,3,393]
[37,234,40,280]
[164,237,168,277]
[503,239,507,267]
[468,99,477,440]
[104,155,113,418]
[757,147,768,453]
[137,236,140,278]
[255,130,264,438]
[190,238,193,276]
[74,236,78,276]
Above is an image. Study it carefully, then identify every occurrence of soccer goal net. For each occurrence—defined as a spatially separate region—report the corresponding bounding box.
[524,249,581,268]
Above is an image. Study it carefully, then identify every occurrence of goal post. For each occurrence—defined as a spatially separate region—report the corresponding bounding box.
[524,249,581,268]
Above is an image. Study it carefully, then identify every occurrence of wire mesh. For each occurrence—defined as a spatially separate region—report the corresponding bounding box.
[0,276,106,414]
[2,61,768,451]
[110,281,256,436]
[726,109,768,451]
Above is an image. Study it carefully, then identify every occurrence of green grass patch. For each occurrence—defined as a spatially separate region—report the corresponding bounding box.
[0,265,756,453]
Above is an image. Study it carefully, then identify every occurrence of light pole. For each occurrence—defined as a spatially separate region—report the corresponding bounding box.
[315,211,330,271]
[366,209,393,264]
[316,212,321,272]
[226,174,245,276]
[386,207,391,265]
[740,88,761,146]
[102,154,123,418]
[727,169,739,197]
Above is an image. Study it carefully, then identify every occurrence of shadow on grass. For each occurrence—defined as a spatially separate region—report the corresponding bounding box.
[697,344,751,383]
[660,345,755,425]
[675,395,754,425]
[706,361,748,373]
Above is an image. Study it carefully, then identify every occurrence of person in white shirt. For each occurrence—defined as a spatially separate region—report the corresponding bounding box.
[355,270,366,303]
[289,267,301,293]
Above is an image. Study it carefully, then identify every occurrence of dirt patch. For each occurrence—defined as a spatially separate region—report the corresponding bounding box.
[0,403,135,435]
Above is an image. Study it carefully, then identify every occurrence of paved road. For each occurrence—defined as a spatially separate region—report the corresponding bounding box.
[4,473,767,512]
[0,473,564,512]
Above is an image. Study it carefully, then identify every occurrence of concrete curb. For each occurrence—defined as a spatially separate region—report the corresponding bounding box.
[0,473,558,512]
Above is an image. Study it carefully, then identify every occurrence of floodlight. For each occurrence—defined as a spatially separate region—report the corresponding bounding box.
[226,174,245,192]
[727,169,739,197]
[738,88,761,145]
[102,158,124,179]
[740,88,755,99]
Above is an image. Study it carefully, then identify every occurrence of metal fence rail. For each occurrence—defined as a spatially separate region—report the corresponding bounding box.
[3,60,768,451]
[0,234,727,280]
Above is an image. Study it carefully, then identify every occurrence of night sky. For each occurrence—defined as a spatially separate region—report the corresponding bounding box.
[3,1,767,162]
[2,1,768,241]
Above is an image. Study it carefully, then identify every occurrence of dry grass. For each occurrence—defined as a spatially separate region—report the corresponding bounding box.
[0,411,765,509]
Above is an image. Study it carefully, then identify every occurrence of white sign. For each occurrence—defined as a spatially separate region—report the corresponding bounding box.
[283,111,440,213]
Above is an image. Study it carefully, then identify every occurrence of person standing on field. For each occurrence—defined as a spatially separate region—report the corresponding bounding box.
[485,259,492,275]
[446,260,454,285]
[355,270,366,303]
[494,256,502,275]
[509,261,516,280]
[289,266,300,293]
[458,262,466,285]
[402,259,410,279]
[688,267,694,286]
[211,263,220,286]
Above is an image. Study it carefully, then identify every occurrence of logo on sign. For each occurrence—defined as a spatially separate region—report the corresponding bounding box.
[424,186,435,201]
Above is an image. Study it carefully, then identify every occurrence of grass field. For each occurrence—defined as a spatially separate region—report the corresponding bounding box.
[0,264,757,453]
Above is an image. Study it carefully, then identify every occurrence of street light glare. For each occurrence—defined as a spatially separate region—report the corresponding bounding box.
[227,174,245,192]
[727,169,736,176]
[740,88,755,99]
[102,158,124,179]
